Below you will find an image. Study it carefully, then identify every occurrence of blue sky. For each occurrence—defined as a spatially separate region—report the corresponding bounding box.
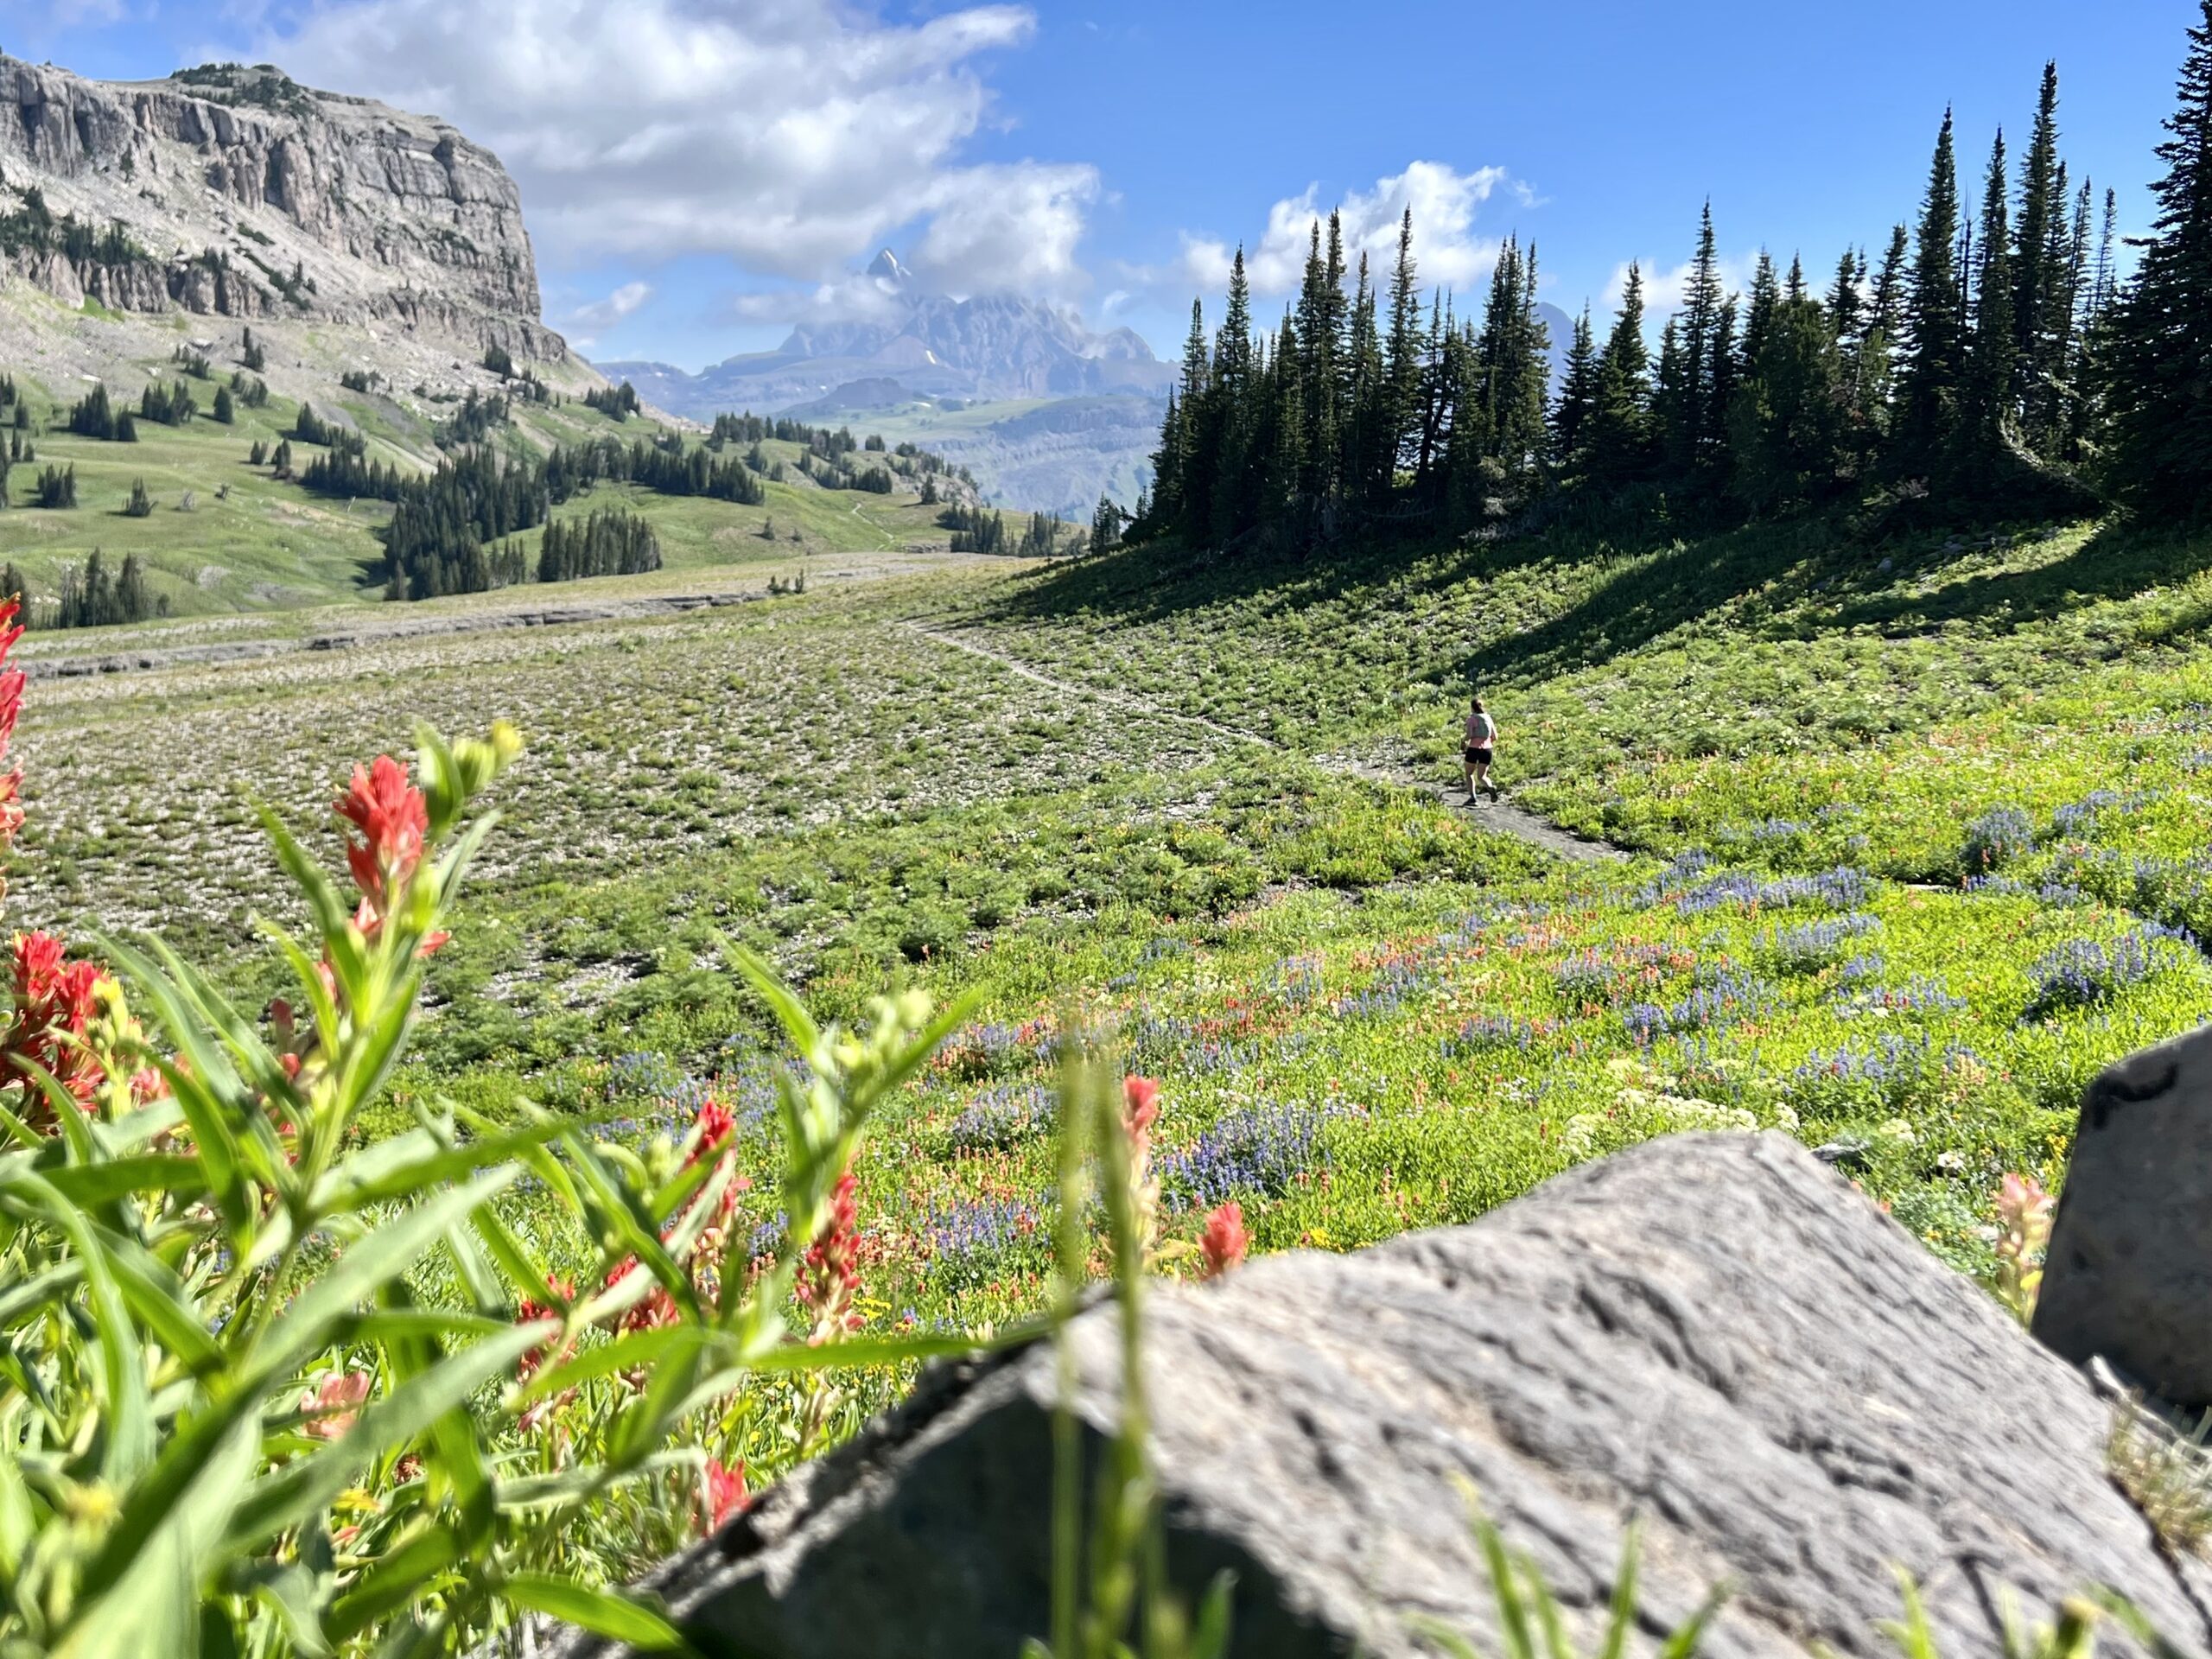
[10,1,2198,371]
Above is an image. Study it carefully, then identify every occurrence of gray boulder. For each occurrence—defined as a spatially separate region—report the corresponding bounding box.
[551,1135,2212,1658]
[2035,1022,2212,1414]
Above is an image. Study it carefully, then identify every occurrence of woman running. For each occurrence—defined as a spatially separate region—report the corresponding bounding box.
[1463,696,1499,802]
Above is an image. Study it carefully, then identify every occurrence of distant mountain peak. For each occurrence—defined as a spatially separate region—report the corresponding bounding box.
[866,248,911,285]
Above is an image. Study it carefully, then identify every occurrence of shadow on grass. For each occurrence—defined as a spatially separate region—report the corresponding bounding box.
[977,504,2196,704]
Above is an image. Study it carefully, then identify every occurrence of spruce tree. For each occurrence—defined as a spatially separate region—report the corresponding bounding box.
[1966,126,2019,457]
[1551,306,1599,474]
[1896,108,1967,474]
[1586,263,1653,484]
[1344,252,1389,509]
[1729,272,1843,514]
[1384,208,1425,472]
[2106,0,2212,514]
[1670,202,1728,476]
[2012,63,2065,416]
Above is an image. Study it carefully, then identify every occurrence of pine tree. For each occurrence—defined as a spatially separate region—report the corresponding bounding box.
[1729,269,1844,514]
[1896,108,1967,474]
[1384,208,1425,473]
[1652,315,1688,473]
[2106,1,2212,514]
[213,384,235,424]
[1551,306,1599,475]
[124,476,153,518]
[1966,126,2018,457]
[1344,252,1389,509]
[1739,252,1781,370]
[1676,202,1729,475]
[1172,299,1213,537]
[1585,263,1653,484]
[2012,62,2065,429]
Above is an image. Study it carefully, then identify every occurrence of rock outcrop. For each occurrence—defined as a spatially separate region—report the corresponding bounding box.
[0,57,563,361]
[2036,1021,2212,1413]
[543,1133,2212,1659]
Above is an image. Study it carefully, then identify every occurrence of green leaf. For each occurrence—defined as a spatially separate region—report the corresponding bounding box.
[41,1154,210,1209]
[500,1574,691,1652]
[509,1322,696,1410]
[326,1521,466,1643]
[248,1169,516,1382]
[2,1172,157,1486]
[54,1402,259,1659]
[315,1118,565,1214]
[225,1324,542,1554]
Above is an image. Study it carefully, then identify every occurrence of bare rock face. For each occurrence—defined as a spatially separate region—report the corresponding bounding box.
[543,1134,2212,1659]
[0,57,563,361]
[2035,1022,2212,1412]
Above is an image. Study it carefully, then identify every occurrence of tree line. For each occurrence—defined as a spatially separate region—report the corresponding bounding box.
[1137,40,2212,556]
[1,550,162,630]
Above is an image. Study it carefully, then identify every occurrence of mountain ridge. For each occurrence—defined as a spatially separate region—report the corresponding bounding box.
[0,54,565,362]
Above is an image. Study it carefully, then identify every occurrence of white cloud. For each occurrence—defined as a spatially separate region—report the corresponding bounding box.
[1603,253,1764,318]
[909,161,1098,296]
[565,280,653,332]
[250,0,1096,294]
[1177,161,1516,301]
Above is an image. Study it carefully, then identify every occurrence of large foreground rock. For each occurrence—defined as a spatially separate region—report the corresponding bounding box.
[2035,1022,2212,1413]
[556,1135,2212,1658]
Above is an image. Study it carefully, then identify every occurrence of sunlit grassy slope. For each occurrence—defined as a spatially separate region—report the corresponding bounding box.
[0,365,972,617]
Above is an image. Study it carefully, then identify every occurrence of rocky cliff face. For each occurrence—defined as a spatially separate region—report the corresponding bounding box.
[0,58,563,361]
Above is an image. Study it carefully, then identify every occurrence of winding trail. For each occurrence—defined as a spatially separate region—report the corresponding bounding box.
[901,623,1630,866]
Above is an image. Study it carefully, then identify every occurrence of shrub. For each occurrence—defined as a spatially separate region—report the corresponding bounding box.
[1960,804,2035,874]
[2024,931,2164,1016]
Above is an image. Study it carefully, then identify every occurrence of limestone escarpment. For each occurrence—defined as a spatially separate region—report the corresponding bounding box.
[0,57,563,362]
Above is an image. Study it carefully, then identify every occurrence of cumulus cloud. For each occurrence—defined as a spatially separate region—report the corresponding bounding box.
[1603,253,1764,317]
[565,280,653,332]
[1177,161,1516,300]
[250,0,1096,295]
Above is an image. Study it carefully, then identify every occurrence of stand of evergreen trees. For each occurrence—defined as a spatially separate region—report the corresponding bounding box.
[584,380,641,421]
[535,509,662,582]
[34,466,75,509]
[437,388,511,448]
[67,385,136,442]
[1137,52,2198,556]
[138,378,197,427]
[43,550,156,628]
[380,448,553,600]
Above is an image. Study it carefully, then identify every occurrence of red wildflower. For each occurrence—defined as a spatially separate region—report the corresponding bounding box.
[799,1170,861,1330]
[516,1275,576,1382]
[300,1370,372,1440]
[334,755,429,908]
[4,931,112,1122]
[702,1459,750,1532]
[1199,1202,1249,1280]
[690,1096,737,1165]
[1122,1075,1160,1154]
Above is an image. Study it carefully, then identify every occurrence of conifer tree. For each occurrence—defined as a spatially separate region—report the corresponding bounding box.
[2012,62,2065,416]
[1966,127,2019,454]
[1384,208,1425,471]
[1897,108,1967,474]
[1585,263,1653,484]
[1344,252,1389,508]
[1652,315,1687,474]
[1729,268,1843,513]
[2105,0,2212,514]
[1664,202,1728,478]
[1551,306,1599,474]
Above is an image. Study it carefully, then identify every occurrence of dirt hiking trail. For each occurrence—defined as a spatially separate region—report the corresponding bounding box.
[904,623,1630,866]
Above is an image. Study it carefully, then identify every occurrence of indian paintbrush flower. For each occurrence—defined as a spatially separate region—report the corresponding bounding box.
[1199,1201,1249,1279]
[1993,1171,2056,1324]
